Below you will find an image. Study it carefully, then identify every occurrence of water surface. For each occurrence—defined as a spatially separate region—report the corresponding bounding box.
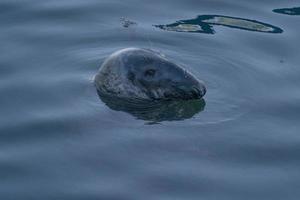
[1,0,300,199]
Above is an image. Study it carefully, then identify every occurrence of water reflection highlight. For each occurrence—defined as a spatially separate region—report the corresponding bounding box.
[155,15,283,34]
[273,7,300,16]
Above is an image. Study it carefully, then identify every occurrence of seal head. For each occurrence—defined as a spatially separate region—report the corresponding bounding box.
[95,48,206,100]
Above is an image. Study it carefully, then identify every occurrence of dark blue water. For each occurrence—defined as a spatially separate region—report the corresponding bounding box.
[1,0,300,199]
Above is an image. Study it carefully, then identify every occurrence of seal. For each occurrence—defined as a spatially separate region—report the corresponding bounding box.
[94,48,206,100]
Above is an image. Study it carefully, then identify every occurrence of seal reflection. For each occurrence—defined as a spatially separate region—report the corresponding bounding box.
[97,91,205,123]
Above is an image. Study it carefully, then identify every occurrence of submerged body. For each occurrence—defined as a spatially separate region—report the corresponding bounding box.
[94,48,206,100]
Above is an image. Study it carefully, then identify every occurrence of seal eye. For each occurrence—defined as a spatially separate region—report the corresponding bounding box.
[144,69,156,77]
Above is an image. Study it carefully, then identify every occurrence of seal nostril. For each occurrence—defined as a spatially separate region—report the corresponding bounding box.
[202,86,206,96]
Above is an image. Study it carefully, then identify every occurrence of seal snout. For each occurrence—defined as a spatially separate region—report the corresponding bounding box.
[169,71,206,100]
[195,81,207,98]
[192,84,206,98]
[172,81,206,100]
